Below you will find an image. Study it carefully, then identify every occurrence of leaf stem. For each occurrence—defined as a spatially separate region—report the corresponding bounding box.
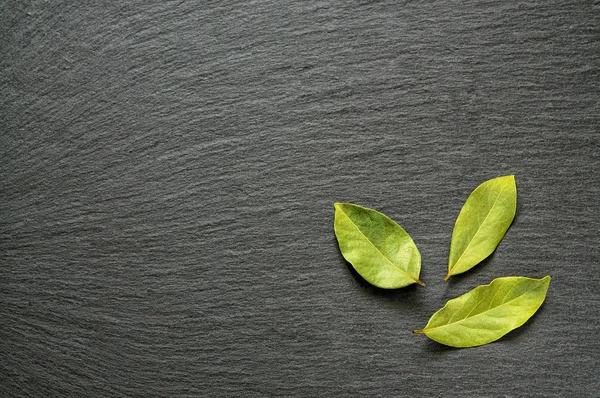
[416,279,426,287]
[413,329,425,334]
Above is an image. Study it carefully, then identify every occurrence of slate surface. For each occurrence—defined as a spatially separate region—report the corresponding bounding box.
[1,1,599,397]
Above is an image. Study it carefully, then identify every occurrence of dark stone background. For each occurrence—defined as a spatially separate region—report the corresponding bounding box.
[1,1,598,396]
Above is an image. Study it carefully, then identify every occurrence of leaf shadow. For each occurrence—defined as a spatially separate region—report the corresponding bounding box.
[423,339,458,353]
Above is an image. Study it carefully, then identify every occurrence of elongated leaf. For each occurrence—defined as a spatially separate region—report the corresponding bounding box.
[334,202,424,288]
[445,175,517,281]
[414,276,550,347]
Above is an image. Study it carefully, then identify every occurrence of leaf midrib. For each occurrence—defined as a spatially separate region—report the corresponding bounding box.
[337,206,424,286]
[420,281,543,333]
[447,183,509,277]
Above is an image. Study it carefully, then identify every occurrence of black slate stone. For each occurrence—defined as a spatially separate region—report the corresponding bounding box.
[1,1,599,396]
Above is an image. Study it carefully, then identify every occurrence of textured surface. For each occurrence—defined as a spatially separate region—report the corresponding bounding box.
[1,0,599,396]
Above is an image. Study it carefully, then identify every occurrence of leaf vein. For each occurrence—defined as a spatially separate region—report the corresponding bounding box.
[422,280,543,333]
[337,206,423,286]
[448,183,509,276]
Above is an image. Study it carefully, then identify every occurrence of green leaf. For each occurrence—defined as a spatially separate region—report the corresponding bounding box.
[334,202,424,289]
[445,175,517,281]
[414,276,550,347]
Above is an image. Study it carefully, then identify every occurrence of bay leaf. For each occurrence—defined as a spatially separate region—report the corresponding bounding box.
[334,202,424,288]
[445,175,517,281]
[414,276,550,347]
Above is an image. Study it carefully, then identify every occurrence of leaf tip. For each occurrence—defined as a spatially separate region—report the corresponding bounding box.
[333,202,347,212]
[503,174,517,187]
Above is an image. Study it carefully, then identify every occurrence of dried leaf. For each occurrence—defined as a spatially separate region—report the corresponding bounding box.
[445,175,517,281]
[334,203,424,288]
[414,276,550,347]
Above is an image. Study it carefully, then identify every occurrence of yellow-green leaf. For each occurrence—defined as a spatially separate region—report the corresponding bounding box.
[334,202,424,288]
[414,276,550,347]
[445,175,517,281]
